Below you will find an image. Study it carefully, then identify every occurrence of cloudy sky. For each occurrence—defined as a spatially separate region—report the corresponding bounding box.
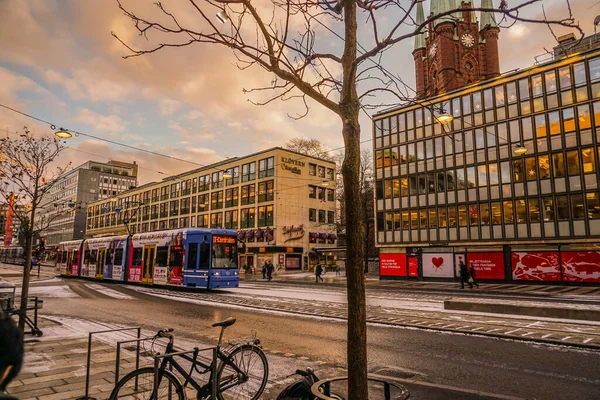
[0,0,597,184]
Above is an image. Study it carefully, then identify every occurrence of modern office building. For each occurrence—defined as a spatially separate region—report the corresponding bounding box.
[373,1,600,283]
[40,160,138,252]
[85,148,337,271]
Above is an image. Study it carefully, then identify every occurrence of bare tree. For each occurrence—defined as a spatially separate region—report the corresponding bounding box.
[284,137,334,160]
[113,0,579,396]
[0,128,68,331]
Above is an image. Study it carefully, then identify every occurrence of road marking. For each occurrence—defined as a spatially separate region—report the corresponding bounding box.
[84,283,132,299]
[541,334,553,338]
[505,328,521,335]
[561,336,572,341]
[521,332,535,337]
[583,338,593,343]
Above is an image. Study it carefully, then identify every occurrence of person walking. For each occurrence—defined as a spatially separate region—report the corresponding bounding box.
[315,264,324,283]
[266,261,274,282]
[468,264,480,288]
[459,261,473,289]
[262,262,267,280]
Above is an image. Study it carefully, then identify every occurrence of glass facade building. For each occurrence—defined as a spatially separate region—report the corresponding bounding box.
[373,48,600,283]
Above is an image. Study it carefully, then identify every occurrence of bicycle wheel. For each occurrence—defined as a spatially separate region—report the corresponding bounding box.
[109,367,184,400]
[216,344,268,400]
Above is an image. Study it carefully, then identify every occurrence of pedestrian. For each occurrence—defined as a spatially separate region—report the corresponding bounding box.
[266,261,274,282]
[315,264,324,283]
[0,312,23,400]
[262,262,267,279]
[468,264,480,288]
[335,265,340,276]
[459,260,473,289]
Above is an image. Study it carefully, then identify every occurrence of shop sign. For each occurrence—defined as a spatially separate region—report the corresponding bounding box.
[468,252,505,280]
[279,254,285,264]
[286,247,294,253]
[561,252,600,283]
[422,253,454,278]
[282,225,305,242]
[281,157,305,175]
[285,256,301,270]
[512,252,560,281]
[379,254,407,277]
[408,257,419,277]
[259,247,266,253]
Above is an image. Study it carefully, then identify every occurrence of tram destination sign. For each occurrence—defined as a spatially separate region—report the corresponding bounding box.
[213,235,237,244]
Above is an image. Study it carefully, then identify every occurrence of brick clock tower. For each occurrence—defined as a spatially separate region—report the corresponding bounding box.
[413,0,500,99]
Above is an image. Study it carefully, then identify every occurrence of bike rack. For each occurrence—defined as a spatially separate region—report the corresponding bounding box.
[77,327,141,400]
[311,375,410,400]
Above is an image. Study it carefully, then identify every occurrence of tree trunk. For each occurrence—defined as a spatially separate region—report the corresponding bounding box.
[342,115,367,399]
[18,229,33,332]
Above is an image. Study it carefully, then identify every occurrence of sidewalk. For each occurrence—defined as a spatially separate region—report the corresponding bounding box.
[241,270,600,298]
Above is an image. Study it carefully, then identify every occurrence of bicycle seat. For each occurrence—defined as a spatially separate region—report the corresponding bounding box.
[212,317,236,328]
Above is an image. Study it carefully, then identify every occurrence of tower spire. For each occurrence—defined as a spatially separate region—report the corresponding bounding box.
[414,0,426,50]
[430,0,458,27]
[480,0,497,31]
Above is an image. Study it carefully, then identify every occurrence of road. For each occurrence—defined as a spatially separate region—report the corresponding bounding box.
[3,265,600,399]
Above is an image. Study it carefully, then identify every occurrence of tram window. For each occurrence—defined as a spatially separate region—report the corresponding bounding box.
[114,249,124,265]
[156,246,168,267]
[199,243,210,269]
[90,250,97,263]
[132,248,143,266]
[83,250,91,265]
[169,247,183,267]
[106,248,113,264]
[187,243,198,269]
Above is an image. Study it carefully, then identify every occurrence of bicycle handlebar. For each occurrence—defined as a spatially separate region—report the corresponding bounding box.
[156,328,174,338]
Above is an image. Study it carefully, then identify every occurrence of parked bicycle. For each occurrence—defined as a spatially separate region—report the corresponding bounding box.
[109,318,268,400]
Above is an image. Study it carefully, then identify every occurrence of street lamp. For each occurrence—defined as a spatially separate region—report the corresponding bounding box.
[222,170,233,179]
[216,9,230,23]
[54,128,72,139]
[435,110,454,125]
[321,180,329,186]
[514,144,528,155]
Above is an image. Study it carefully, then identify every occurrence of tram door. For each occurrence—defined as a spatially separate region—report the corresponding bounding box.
[66,250,74,276]
[142,245,156,284]
[97,248,106,279]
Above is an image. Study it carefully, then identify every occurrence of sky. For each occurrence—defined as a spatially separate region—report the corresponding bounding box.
[0,0,598,185]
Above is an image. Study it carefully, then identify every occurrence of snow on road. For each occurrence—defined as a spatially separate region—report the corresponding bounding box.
[84,283,133,299]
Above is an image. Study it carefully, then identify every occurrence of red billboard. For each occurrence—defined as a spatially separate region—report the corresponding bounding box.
[380,254,407,277]
[512,252,561,281]
[561,252,600,283]
[467,252,505,280]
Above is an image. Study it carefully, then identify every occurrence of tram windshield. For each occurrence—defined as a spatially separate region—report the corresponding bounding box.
[211,235,237,269]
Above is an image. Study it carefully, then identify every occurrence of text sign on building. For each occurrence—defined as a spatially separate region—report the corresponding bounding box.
[282,225,305,242]
[379,254,407,277]
[280,157,305,175]
[468,252,505,280]
[561,252,600,283]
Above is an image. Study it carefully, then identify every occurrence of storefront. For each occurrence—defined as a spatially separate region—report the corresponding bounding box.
[380,245,600,283]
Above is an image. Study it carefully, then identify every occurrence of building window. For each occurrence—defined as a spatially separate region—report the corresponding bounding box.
[169,219,178,229]
[242,162,256,182]
[240,208,255,228]
[556,195,569,220]
[571,194,585,220]
[309,163,317,176]
[170,183,180,198]
[169,200,179,217]
[309,186,317,199]
[503,201,513,224]
[224,210,238,229]
[309,208,316,222]
[210,212,223,228]
[257,205,274,227]
[212,171,224,189]
[327,189,335,201]
[567,150,580,176]
[225,188,239,208]
[225,166,239,185]
[241,184,256,205]
[199,175,210,191]
[181,180,191,196]
[180,197,190,214]
[586,192,600,219]
[258,157,274,178]
[529,198,540,223]
[197,214,209,228]
[327,168,334,180]
[179,217,189,228]
[318,187,326,201]
[258,180,274,202]
[318,210,326,223]
[160,186,169,201]
[328,211,335,224]
[211,191,224,210]
[198,194,209,211]
[582,147,596,173]
[318,166,326,178]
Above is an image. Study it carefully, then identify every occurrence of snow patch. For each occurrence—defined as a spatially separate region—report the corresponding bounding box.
[84,283,133,299]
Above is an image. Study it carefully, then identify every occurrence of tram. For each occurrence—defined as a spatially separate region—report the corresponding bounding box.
[56,228,239,290]
[0,246,40,266]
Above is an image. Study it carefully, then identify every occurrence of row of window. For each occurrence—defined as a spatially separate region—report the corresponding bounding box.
[308,209,336,224]
[375,56,600,138]
[375,101,600,166]
[89,181,275,217]
[377,192,600,232]
[308,186,336,201]
[308,164,335,180]
[376,147,600,200]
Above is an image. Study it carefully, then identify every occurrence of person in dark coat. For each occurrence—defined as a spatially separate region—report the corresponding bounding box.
[459,261,473,289]
[262,262,267,279]
[468,264,480,288]
[266,261,274,282]
[0,312,23,399]
[315,264,324,283]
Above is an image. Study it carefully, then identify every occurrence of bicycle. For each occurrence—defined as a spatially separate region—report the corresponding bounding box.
[109,318,268,400]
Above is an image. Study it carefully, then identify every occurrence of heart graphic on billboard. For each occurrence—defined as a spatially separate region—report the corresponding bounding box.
[432,257,444,268]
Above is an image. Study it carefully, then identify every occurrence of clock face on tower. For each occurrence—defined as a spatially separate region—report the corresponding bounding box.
[429,43,438,57]
[461,33,475,48]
